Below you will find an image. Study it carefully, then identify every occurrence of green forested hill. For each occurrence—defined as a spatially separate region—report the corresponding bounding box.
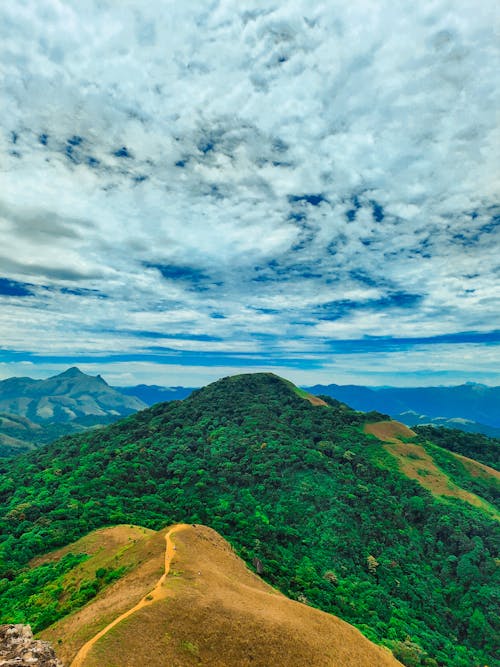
[0,373,498,667]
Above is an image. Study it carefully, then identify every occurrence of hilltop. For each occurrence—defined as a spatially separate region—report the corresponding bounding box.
[119,377,500,436]
[0,372,498,666]
[0,368,146,455]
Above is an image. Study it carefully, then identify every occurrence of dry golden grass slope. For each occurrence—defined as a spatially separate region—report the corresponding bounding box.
[450,450,500,481]
[365,421,499,519]
[40,524,402,667]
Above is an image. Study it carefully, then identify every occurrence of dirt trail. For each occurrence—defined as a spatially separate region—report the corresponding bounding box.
[70,523,188,667]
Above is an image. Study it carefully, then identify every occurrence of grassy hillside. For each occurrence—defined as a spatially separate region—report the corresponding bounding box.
[413,425,499,470]
[34,524,403,667]
[364,421,499,519]
[0,373,498,666]
[0,525,153,633]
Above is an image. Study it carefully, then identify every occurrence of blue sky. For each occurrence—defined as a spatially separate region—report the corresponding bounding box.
[0,1,499,387]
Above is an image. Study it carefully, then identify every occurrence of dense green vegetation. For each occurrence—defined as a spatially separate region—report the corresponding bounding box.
[0,374,498,666]
[414,425,499,471]
[0,552,128,633]
[0,553,88,632]
[422,441,499,509]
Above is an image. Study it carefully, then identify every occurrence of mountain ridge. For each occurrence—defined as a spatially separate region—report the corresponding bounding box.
[36,523,402,667]
[0,367,146,418]
[117,378,500,436]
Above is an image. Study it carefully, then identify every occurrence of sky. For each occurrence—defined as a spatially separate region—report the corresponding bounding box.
[0,0,499,388]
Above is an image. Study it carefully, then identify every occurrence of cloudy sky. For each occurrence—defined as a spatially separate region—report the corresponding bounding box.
[1,0,499,387]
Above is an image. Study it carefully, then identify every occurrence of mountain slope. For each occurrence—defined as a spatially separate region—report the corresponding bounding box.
[0,373,498,666]
[0,368,147,454]
[412,425,499,470]
[36,524,402,667]
[364,421,499,519]
[0,413,39,454]
[0,367,146,421]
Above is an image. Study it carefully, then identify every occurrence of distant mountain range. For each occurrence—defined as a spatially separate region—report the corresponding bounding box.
[115,383,196,405]
[305,382,500,437]
[116,380,500,437]
[1,369,498,455]
[0,367,146,455]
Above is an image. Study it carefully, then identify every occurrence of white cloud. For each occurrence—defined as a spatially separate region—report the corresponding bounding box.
[0,0,499,384]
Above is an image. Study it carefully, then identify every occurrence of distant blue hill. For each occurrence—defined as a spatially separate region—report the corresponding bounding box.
[304,382,500,437]
[114,384,196,405]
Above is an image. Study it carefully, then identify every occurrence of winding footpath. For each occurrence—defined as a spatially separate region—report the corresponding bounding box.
[70,523,188,667]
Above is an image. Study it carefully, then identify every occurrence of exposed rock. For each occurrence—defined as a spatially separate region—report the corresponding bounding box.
[0,625,64,666]
[252,556,264,574]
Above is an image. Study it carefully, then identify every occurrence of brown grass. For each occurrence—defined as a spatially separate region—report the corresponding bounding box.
[303,393,328,406]
[69,525,190,667]
[32,525,154,568]
[42,525,402,667]
[364,420,417,443]
[448,451,500,481]
[39,526,167,662]
[365,421,499,519]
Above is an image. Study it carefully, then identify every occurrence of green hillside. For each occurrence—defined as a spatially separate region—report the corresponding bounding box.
[0,373,498,667]
[413,425,499,471]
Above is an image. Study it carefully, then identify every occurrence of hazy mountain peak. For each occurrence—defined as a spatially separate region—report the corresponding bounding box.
[0,368,147,452]
[47,367,110,387]
[53,366,86,379]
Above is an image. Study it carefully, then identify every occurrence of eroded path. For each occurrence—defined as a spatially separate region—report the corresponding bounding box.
[70,523,188,667]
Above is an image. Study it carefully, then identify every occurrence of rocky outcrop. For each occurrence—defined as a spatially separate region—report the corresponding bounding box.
[0,625,64,666]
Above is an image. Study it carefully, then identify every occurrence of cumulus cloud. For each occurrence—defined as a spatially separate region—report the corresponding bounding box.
[0,0,499,384]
